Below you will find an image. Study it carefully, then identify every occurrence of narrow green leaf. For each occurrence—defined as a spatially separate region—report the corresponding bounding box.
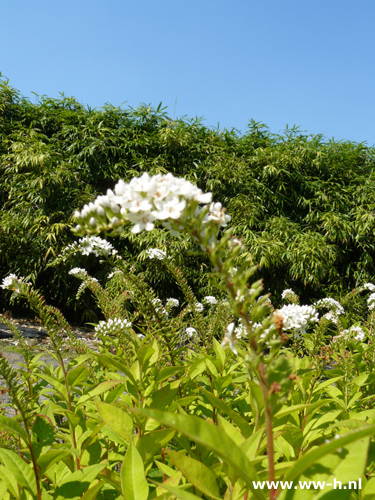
[132,408,266,500]
[54,463,106,500]
[284,426,375,481]
[167,449,220,499]
[213,338,226,370]
[77,380,123,406]
[121,441,149,500]
[199,387,252,438]
[148,383,180,411]
[154,480,207,500]
[81,479,105,500]
[0,465,18,498]
[136,428,175,465]
[67,366,90,388]
[96,400,133,442]
[0,448,37,495]
[0,414,28,442]
[37,450,71,476]
[38,373,68,402]
[155,366,184,384]
[137,346,155,371]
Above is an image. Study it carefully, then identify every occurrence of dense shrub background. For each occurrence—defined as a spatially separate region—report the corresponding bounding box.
[1,76,375,322]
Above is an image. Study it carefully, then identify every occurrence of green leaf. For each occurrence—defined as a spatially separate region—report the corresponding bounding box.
[81,480,105,500]
[284,426,375,482]
[95,400,133,442]
[312,376,343,394]
[54,463,106,500]
[167,449,220,499]
[188,359,206,380]
[137,346,155,371]
[363,477,375,500]
[279,437,368,500]
[37,450,71,476]
[67,366,90,388]
[136,428,175,465]
[0,448,37,496]
[121,441,149,500]
[77,379,123,406]
[155,366,184,384]
[95,355,137,385]
[148,382,180,411]
[199,387,252,438]
[32,416,55,458]
[0,414,28,442]
[38,373,68,402]
[154,480,207,500]
[0,465,18,498]
[132,407,266,500]
[213,338,226,370]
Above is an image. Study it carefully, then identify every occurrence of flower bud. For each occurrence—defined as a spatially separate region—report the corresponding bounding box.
[89,217,97,228]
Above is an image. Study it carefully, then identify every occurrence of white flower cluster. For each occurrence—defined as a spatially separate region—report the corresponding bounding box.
[94,318,132,337]
[79,236,117,257]
[59,237,117,262]
[0,274,25,294]
[69,267,88,278]
[322,312,339,324]
[315,297,345,316]
[203,296,218,305]
[234,321,246,339]
[185,327,197,338]
[368,293,375,311]
[277,304,319,335]
[146,248,166,260]
[193,302,204,312]
[152,298,168,316]
[362,283,375,292]
[166,298,179,308]
[333,325,366,343]
[73,172,231,235]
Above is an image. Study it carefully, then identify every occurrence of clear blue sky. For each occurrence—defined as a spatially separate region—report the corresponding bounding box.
[1,0,374,144]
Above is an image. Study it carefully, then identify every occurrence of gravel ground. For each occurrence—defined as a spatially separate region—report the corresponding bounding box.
[0,316,98,417]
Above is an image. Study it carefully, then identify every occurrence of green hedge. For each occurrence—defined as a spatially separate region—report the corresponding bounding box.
[1,75,375,321]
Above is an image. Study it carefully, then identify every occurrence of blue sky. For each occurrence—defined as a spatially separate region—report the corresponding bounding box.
[1,0,374,144]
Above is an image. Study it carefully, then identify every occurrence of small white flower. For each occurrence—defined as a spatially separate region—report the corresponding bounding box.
[322,312,339,324]
[204,202,231,227]
[368,293,375,311]
[277,304,319,334]
[152,298,168,316]
[166,298,179,308]
[146,248,167,260]
[94,317,132,337]
[185,327,197,338]
[78,236,117,257]
[362,283,375,292]
[203,296,217,305]
[69,267,88,278]
[1,274,24,293]
[315,298,345,316]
